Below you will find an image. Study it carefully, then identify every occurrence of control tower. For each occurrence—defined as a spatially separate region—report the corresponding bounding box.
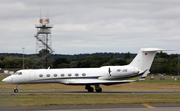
[34,17,54,68]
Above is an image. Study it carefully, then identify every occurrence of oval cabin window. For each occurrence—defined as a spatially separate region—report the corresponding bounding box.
[68,73,72,77]
[61,74,65,77]
[54,74,57,77]
[82,73,86,76]
[39,74,43,77]
[46,74,50,77]
[75,73,79,76]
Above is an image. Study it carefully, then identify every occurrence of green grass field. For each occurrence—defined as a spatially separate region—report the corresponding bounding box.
[0,75,180,107]
[0,94,180,107]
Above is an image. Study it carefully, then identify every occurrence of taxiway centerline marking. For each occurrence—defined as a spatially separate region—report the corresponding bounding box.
[142,104,155,108]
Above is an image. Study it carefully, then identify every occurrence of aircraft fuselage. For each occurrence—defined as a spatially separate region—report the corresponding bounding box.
[3,66,139,85]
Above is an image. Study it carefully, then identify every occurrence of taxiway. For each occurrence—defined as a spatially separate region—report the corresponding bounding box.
[0,103,180,111]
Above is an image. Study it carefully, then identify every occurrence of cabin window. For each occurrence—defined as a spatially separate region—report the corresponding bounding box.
[54,74,57,77]
[75,73,79,76]
[39,74,43,77]
[18,72,22,75]
[68,73,72,77]
[82,73,86,76]
[61,74,65,77]
[46,74,50,77]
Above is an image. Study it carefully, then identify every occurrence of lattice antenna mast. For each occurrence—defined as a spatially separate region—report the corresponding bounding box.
[34,15,54,68]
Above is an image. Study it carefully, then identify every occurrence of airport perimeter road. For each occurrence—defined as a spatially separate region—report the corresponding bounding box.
[0,103,180,111]
[0,91,180,94]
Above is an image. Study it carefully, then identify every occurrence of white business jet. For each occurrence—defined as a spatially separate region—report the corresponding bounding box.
[2,48,170,93]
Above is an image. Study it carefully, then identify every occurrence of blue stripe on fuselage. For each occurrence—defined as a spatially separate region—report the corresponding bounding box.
[63,76,100,79]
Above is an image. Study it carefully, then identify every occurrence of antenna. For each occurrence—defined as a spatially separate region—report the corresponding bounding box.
[40,8,41,18]
[47,8,49,19]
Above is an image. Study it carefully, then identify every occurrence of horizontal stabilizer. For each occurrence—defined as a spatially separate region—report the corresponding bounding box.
[140,48,173,52]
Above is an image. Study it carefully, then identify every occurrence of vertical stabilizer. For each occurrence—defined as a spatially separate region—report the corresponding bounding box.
[129,48,171,72]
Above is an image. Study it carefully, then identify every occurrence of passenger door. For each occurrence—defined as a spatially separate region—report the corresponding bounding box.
[29,72,35,82]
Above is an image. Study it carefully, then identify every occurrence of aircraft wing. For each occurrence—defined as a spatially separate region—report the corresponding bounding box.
[62,79,136,85]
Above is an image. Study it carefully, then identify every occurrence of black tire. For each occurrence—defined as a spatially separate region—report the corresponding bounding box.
[96,88,102,92]
[88,87,94,92]
[14,89,18,93]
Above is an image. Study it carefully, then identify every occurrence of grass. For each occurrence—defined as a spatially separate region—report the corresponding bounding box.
[0,94,180,107]
[0,75,180,107]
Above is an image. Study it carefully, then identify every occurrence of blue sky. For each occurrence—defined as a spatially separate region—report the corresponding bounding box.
[0,0,179,54]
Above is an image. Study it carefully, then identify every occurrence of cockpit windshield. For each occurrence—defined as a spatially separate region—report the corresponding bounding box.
[13,72,22,75]
[13,72,18,75]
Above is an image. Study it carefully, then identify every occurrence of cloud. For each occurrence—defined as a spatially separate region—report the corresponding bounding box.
[0,0,179,54]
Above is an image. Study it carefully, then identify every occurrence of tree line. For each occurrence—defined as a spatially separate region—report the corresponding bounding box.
[0,51,179,75]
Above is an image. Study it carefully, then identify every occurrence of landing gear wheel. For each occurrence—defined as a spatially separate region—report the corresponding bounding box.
[14,84,20,93]
[96,88,102,92]
[14,89,18,93]
[88,87,94,92]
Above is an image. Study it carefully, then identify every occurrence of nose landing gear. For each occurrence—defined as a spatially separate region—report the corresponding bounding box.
[14,84,20,93]
[14,89,18,93]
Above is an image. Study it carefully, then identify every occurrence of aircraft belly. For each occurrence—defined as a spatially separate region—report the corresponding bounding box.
[56,79,135,85]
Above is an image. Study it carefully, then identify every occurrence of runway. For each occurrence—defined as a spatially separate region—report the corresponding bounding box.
[0,90,180,94]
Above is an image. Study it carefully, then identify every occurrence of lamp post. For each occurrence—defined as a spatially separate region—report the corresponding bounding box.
[22,47,25,69]
[178,56,179,80]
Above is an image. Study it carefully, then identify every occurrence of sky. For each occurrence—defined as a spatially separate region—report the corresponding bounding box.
[0,0,180,54]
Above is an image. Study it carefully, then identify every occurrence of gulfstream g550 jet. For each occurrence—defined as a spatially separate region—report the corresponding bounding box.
[2,48,170,93]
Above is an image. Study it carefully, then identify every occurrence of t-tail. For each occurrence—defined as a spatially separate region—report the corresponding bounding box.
[128,48,171,80]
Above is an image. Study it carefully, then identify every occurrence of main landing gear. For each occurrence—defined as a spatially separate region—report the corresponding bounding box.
[14,84,20,93]
[85,84,102,92]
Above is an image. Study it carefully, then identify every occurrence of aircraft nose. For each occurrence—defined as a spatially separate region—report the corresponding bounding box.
[2,77,12,83]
